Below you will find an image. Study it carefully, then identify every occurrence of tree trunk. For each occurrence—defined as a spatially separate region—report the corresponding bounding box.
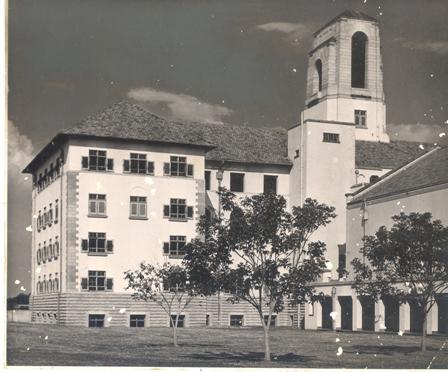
[263,325,271,361]
[421,309,427,352]
[170,315,178,347]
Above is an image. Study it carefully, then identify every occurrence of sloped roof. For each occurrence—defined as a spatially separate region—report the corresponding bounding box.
[23,100,428,173]
[314,10,377,36]
[349,146,448,204]
[355,140,428,170]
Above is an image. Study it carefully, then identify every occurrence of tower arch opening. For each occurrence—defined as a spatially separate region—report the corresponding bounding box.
[351,31,368,88]
[314,59,323,93]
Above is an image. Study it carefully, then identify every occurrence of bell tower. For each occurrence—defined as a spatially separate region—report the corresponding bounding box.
[303,10,389,142]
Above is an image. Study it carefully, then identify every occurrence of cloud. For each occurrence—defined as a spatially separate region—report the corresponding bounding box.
[256,22,309,42]
[387,123,448,145]
[401,40,448,55]
[8,120,35,181]
[127,87,232,124]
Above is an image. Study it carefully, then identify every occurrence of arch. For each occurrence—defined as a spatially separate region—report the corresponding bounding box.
[315,59,323,92]
[54,241,59,259]
[36,249,41,265]
[351,31,368,88]
[48,279,53,293]
[54,278,59,292]
[369,175,380,184]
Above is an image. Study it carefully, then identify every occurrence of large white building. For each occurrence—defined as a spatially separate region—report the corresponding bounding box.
[23,10,447,331]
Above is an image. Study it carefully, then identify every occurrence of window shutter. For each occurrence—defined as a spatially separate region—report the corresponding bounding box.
[123,160,130,172]
[106,278,113,291]
[163,205,170,218]
[106,240,114,253]
[82,157,89,169]
[107,158,114,171]
[187,206,194,218]
[163,242,170,255]
[163,163,170,175]
[147,162,154,174]
[81,239,88,252]
[187,164,194,177]
[81,278,88,290]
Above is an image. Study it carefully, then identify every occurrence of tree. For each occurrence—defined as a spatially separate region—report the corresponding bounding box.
[351,212,448,352]
[184,190,336,361]
[124,262,194,347]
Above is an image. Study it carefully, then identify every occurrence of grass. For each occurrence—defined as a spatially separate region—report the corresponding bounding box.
[7,322,448,368]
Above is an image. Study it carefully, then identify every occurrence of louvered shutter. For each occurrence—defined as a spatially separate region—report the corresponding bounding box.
[107,158,114,171]
[147,162,154,174]
[106,278,113,291]
[163,205,170,218]
[187,206,194,218]
[163,242,170,256]
[163,163,170,175]
[123,160,130,172]
[82,157,89,169]
[106,240,114,253]
[81,239,88,252]
[187,164,194,177]
[81,278,88,290]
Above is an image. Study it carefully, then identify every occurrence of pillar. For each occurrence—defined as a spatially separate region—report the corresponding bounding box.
[375,300,385,332]
[353,297,362,331]
[399,302,410,332]
[428,302,438,334]
[316,301,322,328]
[334,296,341,330]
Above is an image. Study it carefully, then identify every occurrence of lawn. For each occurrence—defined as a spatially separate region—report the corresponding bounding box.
[7,322,448,368]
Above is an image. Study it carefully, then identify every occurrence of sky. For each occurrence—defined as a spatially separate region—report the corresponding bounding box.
[7,0,448,296]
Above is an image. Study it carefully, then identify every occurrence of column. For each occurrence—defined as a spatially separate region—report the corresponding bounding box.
[375,300,385,332]
[315,301,322,329]
[353,297,362,331]
[334,297,341,330]
[399,302,410,332]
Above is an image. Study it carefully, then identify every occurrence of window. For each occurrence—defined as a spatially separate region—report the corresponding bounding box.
[48,204,53,225]
[89,314,105,328]
[36,247,41,265]
[263,175,277,194]
[88,194,107,217]
[205,171,211,190]
[315,59,323,92]
[165,156,193,177]
[338,244,347,279]
[170,314,185,328]
[42,243,47,263]
[43,207,47,229]
[323,133,340,143]
[230,173,244,192]
[164,199,193,220]
[82,233,113,254]
[355,110,367,127]
[54,199,59,224]
[130,314,146,328]
[37,211,42,232]
[130,196,147,218]
[54,238,59,259]
[88,271,106,291]
[369,175,380,184]
[82,150,113,171]
[230,315,244,327]
[47,240,53,262]
[263,315,277,327]
[206,314,210,326]
[163,236,187,257]
[351,31,368,88]
[131,153,147,174]
[54,277,59,292]
[88,232,106,253]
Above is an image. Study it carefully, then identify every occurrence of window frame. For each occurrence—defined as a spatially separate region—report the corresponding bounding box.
[230,172,245,193]
[230,314,244,327]
[130,314,146,328]
[88,193,107,217]
[263,175,278,194]
[87,270,106,291]
[354,109,367,127]
[165,235,187,258]
[169,314,185,328]
[129,196,147,219]
[88,314,105,328]
[322,132,340,143]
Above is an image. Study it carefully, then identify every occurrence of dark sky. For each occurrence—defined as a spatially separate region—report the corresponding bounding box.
[7,0,448,295]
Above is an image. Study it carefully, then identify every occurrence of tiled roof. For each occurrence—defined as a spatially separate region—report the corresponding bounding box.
[62,101,291,166]
[23,100,429,173]
[314,10,377,36]
[350,146,448,204]
[355,140,429,169]
[62,101,216,149]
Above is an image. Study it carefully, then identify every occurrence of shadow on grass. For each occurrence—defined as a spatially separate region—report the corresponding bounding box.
[189,351,315,363]
[352,345,436,356]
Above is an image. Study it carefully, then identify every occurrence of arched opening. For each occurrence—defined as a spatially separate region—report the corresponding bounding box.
[351,32,368,88]
[315,59,323,92]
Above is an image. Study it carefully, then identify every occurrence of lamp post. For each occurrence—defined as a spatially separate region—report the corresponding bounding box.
[215,168,224,327]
